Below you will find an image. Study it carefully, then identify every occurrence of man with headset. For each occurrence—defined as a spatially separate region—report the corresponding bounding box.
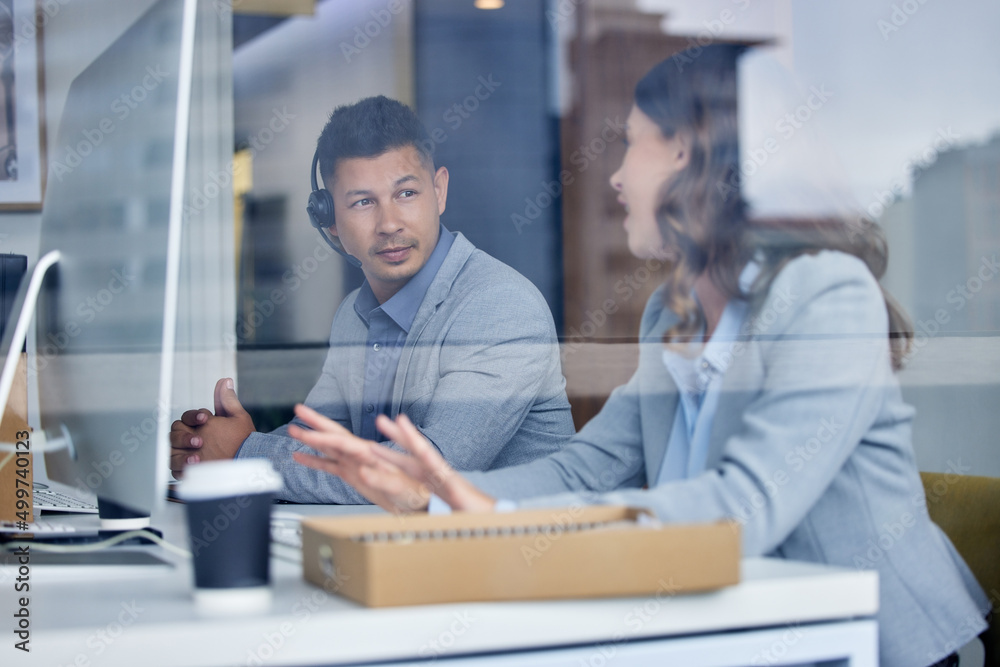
[169,96,575,503]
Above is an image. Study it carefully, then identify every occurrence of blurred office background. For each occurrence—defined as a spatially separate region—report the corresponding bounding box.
[230,0,1000,482]
[2,0,997,479]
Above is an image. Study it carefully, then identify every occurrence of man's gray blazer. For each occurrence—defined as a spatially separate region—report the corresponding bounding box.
[238,231,574,503]
[467,251,988,667]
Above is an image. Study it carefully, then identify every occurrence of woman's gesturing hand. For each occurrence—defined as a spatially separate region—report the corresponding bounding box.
[290,404,432,513]
[371,413,497,513]
[289,404,495,514]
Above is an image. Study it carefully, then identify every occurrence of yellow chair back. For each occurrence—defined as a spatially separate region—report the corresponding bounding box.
[921,472,1000,666]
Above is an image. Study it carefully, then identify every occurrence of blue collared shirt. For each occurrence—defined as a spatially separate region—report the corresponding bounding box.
[353,224,455,442]
[655,262,760,484]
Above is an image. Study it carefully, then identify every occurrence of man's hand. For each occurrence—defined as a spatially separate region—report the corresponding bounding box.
[289,404,495,514]
[170,378,255,477]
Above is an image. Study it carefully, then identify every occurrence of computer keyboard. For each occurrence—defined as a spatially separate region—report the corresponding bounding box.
[270,516,303,549]
[33,485,99,513]
[270,513,303,564]
[0,518,80,535]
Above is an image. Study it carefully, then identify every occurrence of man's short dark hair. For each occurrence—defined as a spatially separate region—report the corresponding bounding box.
[316,96,435,184]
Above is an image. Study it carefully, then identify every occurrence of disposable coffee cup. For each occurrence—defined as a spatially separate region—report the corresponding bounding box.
[177,459,283,616]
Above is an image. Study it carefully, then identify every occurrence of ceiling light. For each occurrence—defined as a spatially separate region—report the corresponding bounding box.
[474,0,505,9]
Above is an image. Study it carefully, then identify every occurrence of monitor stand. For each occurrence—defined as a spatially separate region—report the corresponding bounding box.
[98,498,152,531]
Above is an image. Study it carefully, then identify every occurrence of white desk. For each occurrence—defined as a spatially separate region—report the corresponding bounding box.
[5,504,879,666]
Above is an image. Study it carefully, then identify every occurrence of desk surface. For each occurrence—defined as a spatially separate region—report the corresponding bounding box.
[6,503,878,667]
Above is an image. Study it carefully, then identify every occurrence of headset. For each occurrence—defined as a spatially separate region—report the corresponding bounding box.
[306,149,363,268]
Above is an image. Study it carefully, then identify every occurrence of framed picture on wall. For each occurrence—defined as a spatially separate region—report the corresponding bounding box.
[0,0,44,211]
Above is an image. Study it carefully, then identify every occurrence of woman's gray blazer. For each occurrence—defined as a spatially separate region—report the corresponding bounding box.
[468,250,988,667]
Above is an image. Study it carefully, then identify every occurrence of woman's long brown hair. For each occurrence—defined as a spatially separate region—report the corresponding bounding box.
[636,45,913,369]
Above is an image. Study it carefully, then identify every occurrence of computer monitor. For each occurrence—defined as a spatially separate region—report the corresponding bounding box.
[0,0,197,529]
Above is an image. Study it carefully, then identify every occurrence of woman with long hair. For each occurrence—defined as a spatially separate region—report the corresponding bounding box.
[288,45,987,666]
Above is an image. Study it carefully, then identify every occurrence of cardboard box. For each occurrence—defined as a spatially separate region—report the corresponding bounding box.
[301,506,740,607]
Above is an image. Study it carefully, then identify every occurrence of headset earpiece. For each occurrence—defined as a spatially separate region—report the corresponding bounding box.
[306,150,335,230]
[306,189,334,230]
[306,148,363,268]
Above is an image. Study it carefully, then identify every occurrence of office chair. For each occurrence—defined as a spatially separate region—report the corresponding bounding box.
[921,472,1000,667]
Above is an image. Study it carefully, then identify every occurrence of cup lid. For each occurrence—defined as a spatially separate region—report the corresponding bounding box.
[177,459,283,501]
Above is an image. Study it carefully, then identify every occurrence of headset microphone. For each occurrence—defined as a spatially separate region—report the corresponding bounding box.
[306,149,363,269]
